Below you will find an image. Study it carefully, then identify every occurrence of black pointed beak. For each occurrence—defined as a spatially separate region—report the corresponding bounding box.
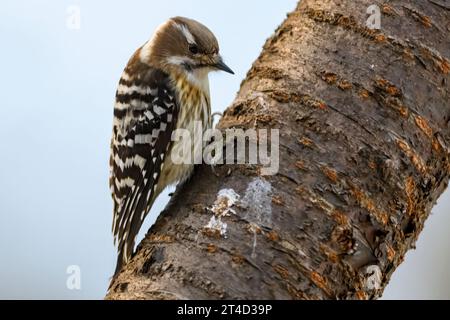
[214,58,234,74]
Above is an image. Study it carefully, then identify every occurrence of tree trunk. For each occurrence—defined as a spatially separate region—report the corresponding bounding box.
[106,0,450,300]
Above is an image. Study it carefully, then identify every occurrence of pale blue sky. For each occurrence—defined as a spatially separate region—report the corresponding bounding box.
[0,0,449,299]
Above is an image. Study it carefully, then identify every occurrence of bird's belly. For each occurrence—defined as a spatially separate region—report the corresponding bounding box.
[159,98,210,189]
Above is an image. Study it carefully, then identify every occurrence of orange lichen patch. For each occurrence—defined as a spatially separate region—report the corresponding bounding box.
[338,80,353,90]
[273,264,290,279]
[349,183,389,225]
[375,78,402,97]
[368,161,377,170]
[265,230,279,242]
[374,34,386,43]
[420,47,450,75]
[296,187,334,215]
[301,8,390,53]
[304,97,328,110]
[310,271,331,295]
[295,186,306,195]
[231,254,245,265]
[272,195,285,206]
[336,15,354,28]
[320,71,353,91]
[206,244,217,253]
[398,105,409,118]
[256,114,274,124]
[244,223,262,236]
[420,46,433,59]
[148,234,175,243]
[420,15,432,28]
[267,90,297,104]
[403,48,415,60]
[355,290,368,300]
[439,59,450,75]
[320,244,339,263]
[386,244,396,262]
[386,85,401,96]
[252,66,286,81]
[383,96,409,118]
[375,78,390,89]
[396,138,427,174]
[404,6,433,28]
[304,8,388,44]
[295,160,306,170]
[298,137,314,148]
[332,209,349,226]
[381,4,396,16]
[405,176,416,216]
[202,228,222,239]
[359,89,370,99]
[432,137,441,152]
[414,115,433,138]
[317,102,328,110]
[287,284,308,299]
[322,166,338,183]
[321,72,338,84]
[267,91,328,110]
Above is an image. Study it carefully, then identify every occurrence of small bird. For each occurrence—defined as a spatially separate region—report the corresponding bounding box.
[109,17,233,276]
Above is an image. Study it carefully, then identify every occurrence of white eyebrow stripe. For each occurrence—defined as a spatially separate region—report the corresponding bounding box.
[166,56,195,66]
[174,23,196,44]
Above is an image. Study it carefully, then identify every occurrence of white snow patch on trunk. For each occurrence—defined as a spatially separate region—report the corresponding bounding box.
[240,178,273,258]
[240,178,273,228]
[203,179,272,246]
[204,215,228,237]
[210,188,240,216]
[203,188,240,238]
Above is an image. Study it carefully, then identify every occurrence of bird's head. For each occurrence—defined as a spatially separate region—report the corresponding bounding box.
[140,17,234,79]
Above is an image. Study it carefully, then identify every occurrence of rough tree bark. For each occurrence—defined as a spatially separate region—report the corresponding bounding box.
[106,0,450,299]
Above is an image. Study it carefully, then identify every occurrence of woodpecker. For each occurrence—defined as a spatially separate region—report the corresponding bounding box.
[109,17,233,275]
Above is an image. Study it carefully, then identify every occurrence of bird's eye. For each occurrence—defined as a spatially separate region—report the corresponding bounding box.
[189,44,199,54]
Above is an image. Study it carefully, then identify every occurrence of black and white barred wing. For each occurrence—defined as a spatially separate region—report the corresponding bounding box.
[109,68,178,265]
